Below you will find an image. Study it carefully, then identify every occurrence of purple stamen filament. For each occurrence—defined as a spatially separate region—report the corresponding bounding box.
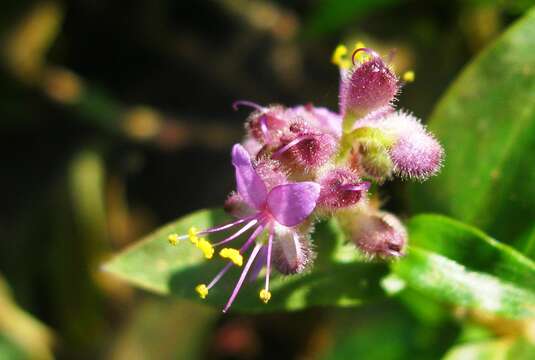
[198,216,254,236]
[232,100,264,112]
[211,219,258,246]
[265,230,273,293]
[206,225,264,291]
[272,135,315,159]
[223,242,263,313]
[339,181,371,192]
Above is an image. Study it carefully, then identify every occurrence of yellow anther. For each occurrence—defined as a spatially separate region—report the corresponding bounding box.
[188,226,199,244]
[352,41,369,63]
[167,233,179,246]
[331,45,351,69]
[195,284,209,299]
[196,238,214,259]
[219,248,243,267]
[403,70,415,82]
[259,289,272,304]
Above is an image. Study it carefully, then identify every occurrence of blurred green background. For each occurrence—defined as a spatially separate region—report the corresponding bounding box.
[1,1,534,359]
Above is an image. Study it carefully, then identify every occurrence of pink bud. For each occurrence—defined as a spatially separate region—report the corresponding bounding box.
[272,227,315,275]
[390,130,443,180]
[340,50,399,118]
[318,168,370,210]
[361,111,443,180]
[273,121,338,172]
[351,211,407,258]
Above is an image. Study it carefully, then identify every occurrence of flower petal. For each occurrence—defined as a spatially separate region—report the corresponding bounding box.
[267,182,320,226]
[231,144,267,209]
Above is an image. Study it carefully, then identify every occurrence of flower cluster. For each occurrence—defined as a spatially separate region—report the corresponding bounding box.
[168,43,443,312]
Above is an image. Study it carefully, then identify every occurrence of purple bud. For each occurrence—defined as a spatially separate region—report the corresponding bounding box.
[340,49,399,119]
[351,211,407,259]
[390,126,443,180]
[272,226,315,275]
[273,122,338,172]
[318,168,370,209]
[365,111,443,180]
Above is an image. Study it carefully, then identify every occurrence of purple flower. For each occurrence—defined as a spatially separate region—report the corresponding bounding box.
[170,144,320,312]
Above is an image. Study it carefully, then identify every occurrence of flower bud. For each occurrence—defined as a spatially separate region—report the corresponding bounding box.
[272,226,315,275]
[340,50,398,129]
[318,168,370,210]
[274,122,338,172]
[351,211,407,258]
[359,111,443,180]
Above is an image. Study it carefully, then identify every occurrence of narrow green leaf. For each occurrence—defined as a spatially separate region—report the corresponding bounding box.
[104,209,386,313]
[409,8,535,255]
[392,215,535,319]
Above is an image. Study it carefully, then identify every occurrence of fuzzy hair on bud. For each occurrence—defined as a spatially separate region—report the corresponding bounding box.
[358,111,443,180]
[272,226,315,275]
[340,50,399,122]
[274,120,338,172]
[351,211,407,259]
[318,168,369,210]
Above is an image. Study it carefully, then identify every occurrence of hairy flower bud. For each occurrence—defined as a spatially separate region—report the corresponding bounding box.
[351,211,407,258]
[272,226,315,275]
[340,49,399,130]
[273,122,338,172]
[357,111,443,180]
[318,168,370,210]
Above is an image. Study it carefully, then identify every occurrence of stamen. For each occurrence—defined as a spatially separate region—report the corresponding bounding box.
[188,227,199,244]
[272,135,315,159]
[167,233,180,246]
[403,70,415,82]
[195,284,209,299]
[223,242,263,313]
[219,248,243,266]
[259,289,271,304]
[211,219,258,246]
[331,45,350,69]
[232,100,264,112]
[198,216,252,235]
[352,47,378,65]
[260,230,274,304]
[205,225,265,291]
[195,238,214,259]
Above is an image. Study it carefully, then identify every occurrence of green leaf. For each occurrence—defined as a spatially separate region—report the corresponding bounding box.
[409,9,535,255]
[443,338,535,360]
[103,209,387,313]
[392,215,535,319]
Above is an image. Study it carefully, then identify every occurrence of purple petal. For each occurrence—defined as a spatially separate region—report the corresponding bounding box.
[266,182,320,227]
[231,144,267,209]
